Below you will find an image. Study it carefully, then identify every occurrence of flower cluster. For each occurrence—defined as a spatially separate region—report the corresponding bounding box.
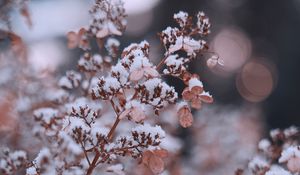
[89,0,127,38]
[0,1,217,175]
[0,149,27,174]
[237,126,300,175]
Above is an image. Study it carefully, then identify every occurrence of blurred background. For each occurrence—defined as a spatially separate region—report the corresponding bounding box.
[9,0,299,130]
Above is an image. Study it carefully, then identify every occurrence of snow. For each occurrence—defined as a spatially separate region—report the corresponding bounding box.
[248,156,269,170]
[279,146,300,163]
[284,126,298,137]
[59,131,82,155]
[35,148,51,167]
[176,101,189,111]
[188,78,203,90]
[10,150,27,161]
[16,97,32,112]
[129,56,152,72]
[270,129,280,139]
[125,100,143,109]
[103,76,121,91]
[163,54,186,75]
[132,123,166,138]
[106,164,124,175]
[89,0,126,38]
[26,167,37,175]
[258,139,271,152]
[143,78,162,93]
[265,166,291,175]
[45,89,68,103]
[33,108,58,124]
[58,76,73,89]
[173,11,188,27]
[111,62,129,86]
[106,38,120,48]
[67,117,90,132]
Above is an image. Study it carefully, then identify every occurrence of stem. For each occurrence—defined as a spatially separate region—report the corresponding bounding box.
[107,117,120,141]
[86,151,100,175]
[85,100,121,175]
[80,141,91,166]
[156,56,168,71]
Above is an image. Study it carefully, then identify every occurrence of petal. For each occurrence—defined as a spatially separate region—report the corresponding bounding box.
[67,32,78,49]
[200,92,213,103]
[144,67,160,78]
[131,107,146,123]
[149,154,165,174]
[129,69,144,81]
[178,108,193,128]
[191,86,203,95]
[142,150,153,165]
[191,97,202,109]
[182,88,193,101]
[153,149,168,158]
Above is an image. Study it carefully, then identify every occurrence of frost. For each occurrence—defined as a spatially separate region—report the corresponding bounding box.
[248,156,269,170]
[132,123,166,139]
[188,77,203,90]
[258,139,271,152]
[279,146,300,163]
[173,11,188,27]
[26,167,37,175]
[33,108,58,124]
[265,166,291,175]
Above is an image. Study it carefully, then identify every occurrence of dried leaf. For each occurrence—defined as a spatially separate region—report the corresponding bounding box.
[144,67,159,78]
[191,97,202,109]
[199,93,213,103]
[287,157,300,173]
[130,69,144,81]
[142,150,153,165]
[153,149,168,158]
[191,86,203,95]
[149,154,164,174]
[182,88,194,101]
[67,32,78,49]
[206,58,218,68]
[178,107,193,128]
[131,107,146,123]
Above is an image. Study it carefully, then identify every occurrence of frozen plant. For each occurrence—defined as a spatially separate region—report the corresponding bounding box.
[236,126,300,175]
[0,0,222,174]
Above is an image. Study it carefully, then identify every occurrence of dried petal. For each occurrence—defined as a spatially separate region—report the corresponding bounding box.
[131,107,146,123]
[287,157,300,173]
[182,88,194,101]
[199,92,213,103]
[149,154,165,174]
[191,86,203,95]
[67,32,79,49]
[191,97,202,109]
[144,67,159,78]
[206,58,218,68]
[182,72,192,84]
[142,150,153,165]
[178,107,193,128]
[130,69,144,81]
[153,149,168,158]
